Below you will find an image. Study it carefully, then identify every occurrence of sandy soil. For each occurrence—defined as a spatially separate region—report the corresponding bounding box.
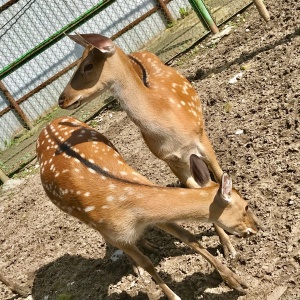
[0,0,299,299]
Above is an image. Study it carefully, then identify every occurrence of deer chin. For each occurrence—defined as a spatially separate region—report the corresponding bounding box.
[231,228,257,239]
[62,93,97,110]
[66,87,109,110]
[59,94,82,110]
[65,99,82,110]
[216,224,254,239]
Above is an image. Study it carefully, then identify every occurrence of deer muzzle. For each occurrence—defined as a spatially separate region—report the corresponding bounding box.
[59,94,82,110]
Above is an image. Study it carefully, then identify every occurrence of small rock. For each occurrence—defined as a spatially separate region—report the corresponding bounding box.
[206,26,232,47]
[110,249,124,261]
[235,129,244,135]
[229,72,244,84]
[2,178,25,192]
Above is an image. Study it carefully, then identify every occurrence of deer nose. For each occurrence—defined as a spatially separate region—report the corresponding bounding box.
[58,94,66,108]
[245,228,257,237]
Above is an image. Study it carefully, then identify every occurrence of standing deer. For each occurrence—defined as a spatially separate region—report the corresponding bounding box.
[59,33,248,257]
[36,116,257,299]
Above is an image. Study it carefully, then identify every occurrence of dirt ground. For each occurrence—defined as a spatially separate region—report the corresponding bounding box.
[0,0,299,299]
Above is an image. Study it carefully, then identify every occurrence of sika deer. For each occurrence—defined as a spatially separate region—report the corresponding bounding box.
[37,116,257,299]
[59,33,247,257]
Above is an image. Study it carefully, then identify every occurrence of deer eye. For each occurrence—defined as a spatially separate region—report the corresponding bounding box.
[245,205,249,211]
[84,63,93,72]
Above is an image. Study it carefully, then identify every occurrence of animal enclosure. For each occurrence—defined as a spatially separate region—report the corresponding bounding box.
[0,0,299,299]
[0,0,253,177]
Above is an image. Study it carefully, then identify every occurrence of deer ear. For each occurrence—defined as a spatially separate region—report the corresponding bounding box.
[190,154,210,187]
[70,33,116,55]
[68,33,90,48]
[218,173,232,202]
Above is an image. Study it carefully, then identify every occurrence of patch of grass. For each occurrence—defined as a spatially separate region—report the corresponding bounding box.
[56,293,73,300]
[173,46,202,67]
[179,7,191,19]
[0,160,9,174]
[35,106,59,125]
[167,21,177,28]
[88,120,98,128]
[224,101,233,113]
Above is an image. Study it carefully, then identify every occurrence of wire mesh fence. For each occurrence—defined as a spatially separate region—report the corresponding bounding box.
[0,0,252,177]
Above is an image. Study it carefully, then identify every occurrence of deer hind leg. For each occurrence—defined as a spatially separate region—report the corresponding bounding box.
[165,150,237,258]
[157,223,247,294]
[170,172,237,258]
[174,145,237,259]
[198,131,224,182]
[138,237,161,253]
[116,243,181,300]
[167,159,198,188]
[182,171,237,258]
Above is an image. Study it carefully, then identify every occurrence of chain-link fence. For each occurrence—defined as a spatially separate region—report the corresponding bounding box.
[0,0,252,177]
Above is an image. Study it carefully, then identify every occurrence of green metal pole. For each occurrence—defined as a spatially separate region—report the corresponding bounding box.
[189,0,219,33]
[0,0,116,80]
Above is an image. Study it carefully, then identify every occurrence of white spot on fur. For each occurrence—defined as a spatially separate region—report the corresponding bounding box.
[106,195,115,202]
[109,184,116,190]
[88,168,96,174]
[124,186,134,195]
[84,206,95,212]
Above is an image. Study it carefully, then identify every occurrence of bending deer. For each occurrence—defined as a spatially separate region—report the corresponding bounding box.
[59,33,246,257]
[36,116,257,299]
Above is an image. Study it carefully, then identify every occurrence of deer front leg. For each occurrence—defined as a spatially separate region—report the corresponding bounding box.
[117,243,181,300]
[157,223,247,294]
[214,224,237,258]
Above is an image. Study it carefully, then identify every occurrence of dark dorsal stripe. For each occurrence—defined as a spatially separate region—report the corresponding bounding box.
[47,124,148,187]
[128,55,150,88]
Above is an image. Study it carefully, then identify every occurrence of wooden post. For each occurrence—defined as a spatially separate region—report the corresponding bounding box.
[253,0,270,22]
[0,168,9,183]
[0,81,32,129]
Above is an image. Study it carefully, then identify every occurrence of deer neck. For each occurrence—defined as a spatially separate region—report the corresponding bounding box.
[120,182,219,224]
[107,48,153,126]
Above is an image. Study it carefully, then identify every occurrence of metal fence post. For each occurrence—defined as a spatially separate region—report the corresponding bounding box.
[0,81,32,129]
[189,0,219,33]
[156,0,175,23]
